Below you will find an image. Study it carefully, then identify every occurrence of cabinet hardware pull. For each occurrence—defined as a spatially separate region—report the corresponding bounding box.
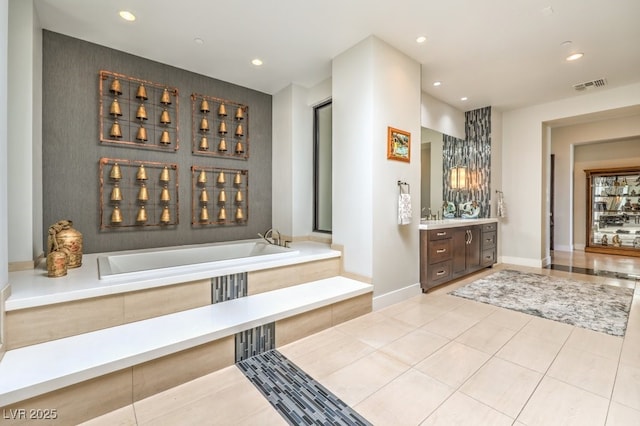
[436,249,446,253]
[436,232,447,236]
[436,270,446,276]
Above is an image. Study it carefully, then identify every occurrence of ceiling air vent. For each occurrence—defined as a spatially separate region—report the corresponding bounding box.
[573,78,607,91]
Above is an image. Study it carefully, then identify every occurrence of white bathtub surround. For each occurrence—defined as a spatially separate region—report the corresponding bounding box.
[6,240,340,311]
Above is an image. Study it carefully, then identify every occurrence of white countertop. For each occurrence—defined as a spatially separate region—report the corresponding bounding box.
[419,217,498,230]
[6,241,341,311]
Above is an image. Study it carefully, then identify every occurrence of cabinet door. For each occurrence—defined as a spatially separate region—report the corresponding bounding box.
[466,226,481,271]
[452,227,467,276]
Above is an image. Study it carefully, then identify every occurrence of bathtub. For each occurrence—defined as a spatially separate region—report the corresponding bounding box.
[97,240,299,280]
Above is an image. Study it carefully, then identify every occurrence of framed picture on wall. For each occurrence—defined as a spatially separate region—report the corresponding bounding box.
[387,127,410,162]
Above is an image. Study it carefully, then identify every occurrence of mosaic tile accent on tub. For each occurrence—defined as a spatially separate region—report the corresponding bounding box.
[235,323,275,362]
[237,350,372,426]
[212,272,247,303]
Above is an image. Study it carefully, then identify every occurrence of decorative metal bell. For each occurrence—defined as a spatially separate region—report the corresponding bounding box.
[160,166,171,183]
[218,190,226,204]
[136,164,148,181]
[235,124,244,137]
[136,84,148,100]
[109,99,123,116]
[235,207,244,221]
[218,206,227,221]
[200,117,210,132]
[137,183,149,202]
[199,206,209,222]
[160,109,171,124]
[218,121,227,135]
[109,121,123,139]
[160,187,171,202]
[217,171,226,185]
[234,171,242,186]
[199,136,209,150]
[160,130,171,145]
[197,170,207,184]
[109,163,122,180]
[110,185,123,202]
[136,125,148,142]
[217,103,227,117]
[136,104,148,120]
[235,107,244,120]
[160,88,172,105]
[218,138,227,152]
[109,78,123,95]
[136,205,148,223]
[199,189,209,203]
[111,206,123,223]
[235,190,243,203]
[200,99,210,113]
[160,206,171,223]
[235,141,244,154]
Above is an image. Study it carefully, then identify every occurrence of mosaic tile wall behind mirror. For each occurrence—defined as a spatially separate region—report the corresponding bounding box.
[443,106,492,217]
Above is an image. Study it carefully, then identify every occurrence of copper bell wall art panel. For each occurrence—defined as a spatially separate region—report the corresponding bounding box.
[99,158,179,229]
[191,165,248,226]
[191,93,249,159]
[99,70,179,151]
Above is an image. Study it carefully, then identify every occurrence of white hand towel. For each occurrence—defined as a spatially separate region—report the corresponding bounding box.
[398,193,412,225]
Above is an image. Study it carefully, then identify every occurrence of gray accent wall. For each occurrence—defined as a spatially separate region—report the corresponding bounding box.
[42,31,272,253]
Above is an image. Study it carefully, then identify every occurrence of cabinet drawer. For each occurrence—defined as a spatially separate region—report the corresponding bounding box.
[482,222,497,232]
[428,229,452,240]
[481,248,496,266]
[428,239,452,263]
[428,260,452,282]
[481,231,496,249]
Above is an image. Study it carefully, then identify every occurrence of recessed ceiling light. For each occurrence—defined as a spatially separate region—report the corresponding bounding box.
[194,37,204,45]
[433,81,442,87]
[560,40,572,47]
[119,10,136,22]
[460,97,468,101]
[566,52,584,61]
[416,36,427,44]
[251,58,263,66]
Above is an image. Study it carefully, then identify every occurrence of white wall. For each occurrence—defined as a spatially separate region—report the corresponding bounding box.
[501,82,640,266]
[1,0,9,352]
[333,36,421,305]
[272,79,331,238]
[551,113,640,251]
[7,0,42,264]
[420,92,465,140]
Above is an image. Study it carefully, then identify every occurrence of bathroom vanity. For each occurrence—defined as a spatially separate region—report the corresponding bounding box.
[419,218,498,292]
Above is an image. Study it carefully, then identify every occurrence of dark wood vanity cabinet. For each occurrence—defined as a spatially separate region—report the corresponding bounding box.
[420,222,497,292]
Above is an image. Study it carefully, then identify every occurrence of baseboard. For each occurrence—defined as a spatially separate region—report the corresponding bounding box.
[573,244,585,251]
[372,282,422,311]
[553,245,573,252]
[500,256,545,268]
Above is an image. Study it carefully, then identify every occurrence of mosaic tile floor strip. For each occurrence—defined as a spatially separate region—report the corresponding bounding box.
[544,264,640,281]
[237,350,372,426]
[449,269,635,336]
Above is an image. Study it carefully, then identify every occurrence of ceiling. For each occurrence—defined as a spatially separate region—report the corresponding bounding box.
[33,0,640,112]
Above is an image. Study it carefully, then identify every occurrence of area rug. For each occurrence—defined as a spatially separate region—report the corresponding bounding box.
[449,269,635,336]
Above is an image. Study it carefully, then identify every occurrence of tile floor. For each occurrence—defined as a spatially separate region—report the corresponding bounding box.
[82,251,640,425]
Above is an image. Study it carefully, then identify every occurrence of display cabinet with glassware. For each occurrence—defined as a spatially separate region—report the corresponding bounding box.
[585,167,640,256]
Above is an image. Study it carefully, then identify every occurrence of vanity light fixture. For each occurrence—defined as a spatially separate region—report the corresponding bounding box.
[119,10,136,22]
[450,166,468,190]
[566,52,584,61]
